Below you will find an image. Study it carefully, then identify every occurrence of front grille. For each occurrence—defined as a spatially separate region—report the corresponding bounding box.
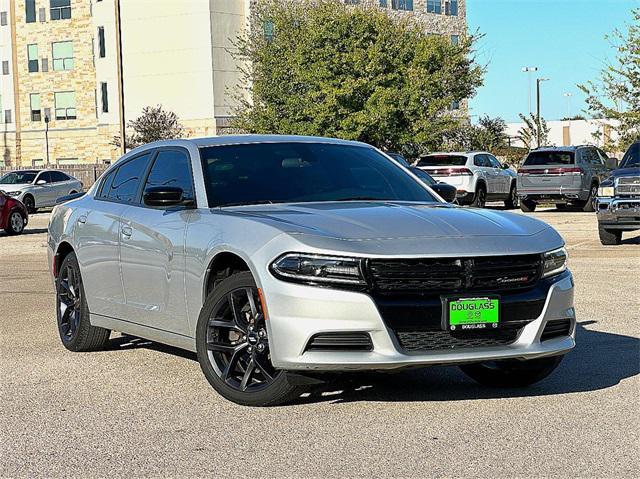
[396,329,520,352]
[540,319,572,341]
[616,177,640,196]
[368,254,542,295]
[305,332,373,352]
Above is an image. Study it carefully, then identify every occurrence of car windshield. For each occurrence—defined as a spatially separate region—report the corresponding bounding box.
[619,143,639,168]
[0,171,38,184]
[416,155,467,167]
[524,151,574,166]
[199,142,437,207]
[410,167,436,185]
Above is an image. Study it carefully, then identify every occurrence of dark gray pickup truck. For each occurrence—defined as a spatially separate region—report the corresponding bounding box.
[595,141,640,245]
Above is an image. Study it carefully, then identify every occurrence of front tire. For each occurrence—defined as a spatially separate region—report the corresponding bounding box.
[520,199,536,212]
[5,209,26,235]
[471,184,487,208]
[459,355,564,387]
[598,225,622,245]
[196,271,302,406]
[56,252,111,351]
[22,194,36,214]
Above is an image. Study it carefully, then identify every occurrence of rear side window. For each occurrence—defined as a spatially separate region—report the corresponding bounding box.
[50,171,69,182]
[524,151,574,166]
[105,153,153,203]
[417,155,467,167]
[143,149,194,201]
[97,169,116,199]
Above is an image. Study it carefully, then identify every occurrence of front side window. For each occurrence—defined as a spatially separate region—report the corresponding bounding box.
[144,149,194,201]
[54,91,76,120]
[105,153,153,203]
[27,44,38,73]
[35,171,52,184]
[199,142,436,207]
[426,0,441,14]
[26,0,36,22]
[391,0,413,10]
[30,93,41,121]
[50,0,71,20]
[52,41,74,71]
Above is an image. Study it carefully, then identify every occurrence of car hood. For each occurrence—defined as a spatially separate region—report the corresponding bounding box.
[0,184,28,193]
[610,167,640,178]
[223,202,563,256]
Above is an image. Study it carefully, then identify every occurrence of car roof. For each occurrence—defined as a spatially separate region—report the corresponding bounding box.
[422,151,486,156]
[531,145,596,152]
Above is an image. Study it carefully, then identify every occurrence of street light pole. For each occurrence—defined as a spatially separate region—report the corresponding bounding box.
[521,66,538,115]
[536,77,549,148]
[44,115,50,167]
[563,92,573,119]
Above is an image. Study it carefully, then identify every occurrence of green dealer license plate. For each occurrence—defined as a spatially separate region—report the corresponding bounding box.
[444,297,500,331]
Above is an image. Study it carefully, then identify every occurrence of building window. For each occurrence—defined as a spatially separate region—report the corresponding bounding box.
[450,100,460,111]
[52,41,74,70]
[344,0,360,3]
[379,0,387,6]
[450,34,459,45]
[0,11,7,26]
[445,0,458,16]
[26,0,36,23]
[4,109,12,124]
[263,21,274,43]
[50,0,71,21]
[38,7,46,22]
[27,44,39,73]
[54,91,76,120]
[1,60,8,75]
[100,82,108,113]
[98,27,106,57]
[426,0,441,14]
[391,0,413,10]
[30,93,42,121]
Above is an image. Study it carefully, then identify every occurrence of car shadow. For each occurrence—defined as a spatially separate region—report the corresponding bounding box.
[105,321,638,405]
[0,228,48,237]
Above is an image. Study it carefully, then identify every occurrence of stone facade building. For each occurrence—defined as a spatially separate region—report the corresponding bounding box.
[0,0,466,167]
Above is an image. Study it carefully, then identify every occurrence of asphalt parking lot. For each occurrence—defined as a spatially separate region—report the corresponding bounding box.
[1,209,638,478]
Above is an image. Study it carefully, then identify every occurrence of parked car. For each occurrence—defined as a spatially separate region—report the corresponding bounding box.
[595,141,640,245]
[48,136,575,406]
[0,169,83,213]
[409,167,458,202]
[386,152,412,168]
[416,152,518,209]
[516,145,615,213]
[0,190,28,235]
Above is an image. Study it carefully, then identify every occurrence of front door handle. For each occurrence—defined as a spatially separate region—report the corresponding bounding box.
[121,226,132,237]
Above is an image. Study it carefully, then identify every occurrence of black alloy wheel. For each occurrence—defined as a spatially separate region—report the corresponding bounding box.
[472,185,487,208]
[23,195,36,214]
[504,183,519,209]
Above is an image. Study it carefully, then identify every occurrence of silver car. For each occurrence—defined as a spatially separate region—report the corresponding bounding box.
[47,136,575,406]
[0,169,83,213]
[416,152,519,208]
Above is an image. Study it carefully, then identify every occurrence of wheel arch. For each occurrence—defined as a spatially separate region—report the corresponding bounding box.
[203,251,253,304]
[54,241,75,278]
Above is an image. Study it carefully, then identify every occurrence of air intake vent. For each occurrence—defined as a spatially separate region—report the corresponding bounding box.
[540,319,572,341]
[396,329,519,352]
[305,332,373,352]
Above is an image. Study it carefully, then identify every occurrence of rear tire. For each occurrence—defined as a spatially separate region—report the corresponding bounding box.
[520,199,536,212]
[598,225,622,245]
[504,183,519,209]
[5,209,26,235]
[196,271,303,406]
[56,252,111,352]
[471,184,487,208]
[459,355,564,388]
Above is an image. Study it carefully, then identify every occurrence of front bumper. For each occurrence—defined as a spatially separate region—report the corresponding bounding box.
[264,272,575,371]
[596,197,640,230]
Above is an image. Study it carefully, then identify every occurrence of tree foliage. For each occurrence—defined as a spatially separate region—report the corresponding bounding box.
[578,9,640,149]
[114,105,184,149]
[443,115,507,151]
[517,113,550,150]
[232,0,483,154]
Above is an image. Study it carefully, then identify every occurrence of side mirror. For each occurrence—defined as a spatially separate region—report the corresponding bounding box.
[432,183,457,203]
[606,157,618,169]
[143,186,187,207]
[36,179,47,185]
[501,163,510,169]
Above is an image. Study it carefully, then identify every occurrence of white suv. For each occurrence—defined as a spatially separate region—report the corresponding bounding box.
[417,152,518,208]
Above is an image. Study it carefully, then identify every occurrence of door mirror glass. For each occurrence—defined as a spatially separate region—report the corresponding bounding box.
[143,186,185,207]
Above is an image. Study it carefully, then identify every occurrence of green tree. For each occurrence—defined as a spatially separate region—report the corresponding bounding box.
[443,115,507,151]
[113,105,184,150]
[517,113,549,150]
[232,0,483,154]
[579,9,640,149]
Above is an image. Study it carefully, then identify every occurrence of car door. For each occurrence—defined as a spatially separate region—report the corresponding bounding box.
[33,171,56,206]
[118,147,195,335]
[474,154,497,194]
[49,171,70,202]
[74,161,146,320]
[488,155,510,195]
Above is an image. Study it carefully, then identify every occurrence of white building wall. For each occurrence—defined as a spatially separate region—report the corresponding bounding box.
[506,119,621,151]
[92,0,120,127]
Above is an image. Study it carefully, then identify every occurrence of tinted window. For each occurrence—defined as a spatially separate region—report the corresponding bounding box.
[474,154,490,167]
[144,149,194,201]
[524,151,574,166]
[0,171,38,184]
[50,171,69,182]
[410,168,436,185]
[199,143,436,207]
[105,153,152,203]
[417,155,467,167]
[581,148,602,165]
[36,171,52,184]
[487,156,502,168]
[97,169,116,199]
[620,143,639,168]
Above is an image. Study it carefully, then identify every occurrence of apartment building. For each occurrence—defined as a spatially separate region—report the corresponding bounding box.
[1,0,466,167]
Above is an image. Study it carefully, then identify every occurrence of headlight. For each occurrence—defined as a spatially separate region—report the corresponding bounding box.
[6,190,22,196]
[598,186,614,197]
[270,253,366,286]
[542,247,567,278]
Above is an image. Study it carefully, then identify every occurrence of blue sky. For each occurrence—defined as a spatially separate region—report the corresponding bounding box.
[467,0,637,123]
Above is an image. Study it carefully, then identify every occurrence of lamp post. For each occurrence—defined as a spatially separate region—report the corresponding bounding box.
[536,77,550,148]
[521,66,538,115]
[44,114,50,167]
[563,92,573,119]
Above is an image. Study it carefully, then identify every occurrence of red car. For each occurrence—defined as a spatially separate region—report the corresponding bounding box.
[0,190,28,235]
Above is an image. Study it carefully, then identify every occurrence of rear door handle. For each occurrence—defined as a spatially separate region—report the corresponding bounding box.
[121,226,132,237]
[78,215,87,224]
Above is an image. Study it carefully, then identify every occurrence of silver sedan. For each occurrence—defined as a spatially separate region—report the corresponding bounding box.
[47,135,575,406]
[0,169,83,213]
